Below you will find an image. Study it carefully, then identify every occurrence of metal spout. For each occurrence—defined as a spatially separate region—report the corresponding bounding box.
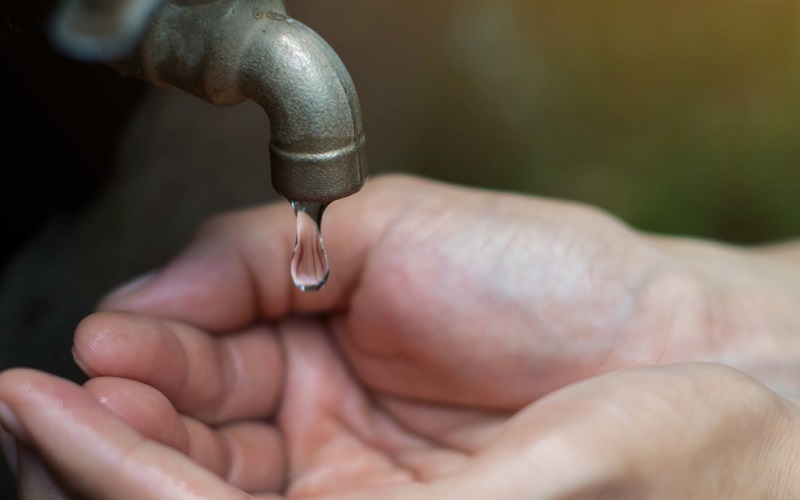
[50,0,367,203]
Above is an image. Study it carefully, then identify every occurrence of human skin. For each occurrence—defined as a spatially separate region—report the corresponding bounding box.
[1,174,800,498]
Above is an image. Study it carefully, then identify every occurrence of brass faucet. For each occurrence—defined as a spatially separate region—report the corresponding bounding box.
[50,0,368,204]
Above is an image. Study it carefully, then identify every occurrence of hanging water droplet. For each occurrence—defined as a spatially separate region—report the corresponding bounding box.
[290,200,330,292]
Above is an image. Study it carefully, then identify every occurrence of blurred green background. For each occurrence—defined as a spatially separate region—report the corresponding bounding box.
[307,0,800,244]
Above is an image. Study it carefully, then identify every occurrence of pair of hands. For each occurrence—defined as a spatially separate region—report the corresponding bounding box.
[2,175,800,498]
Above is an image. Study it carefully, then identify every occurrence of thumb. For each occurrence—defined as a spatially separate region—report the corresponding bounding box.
[0,369,248,500]
[94,175,419,331]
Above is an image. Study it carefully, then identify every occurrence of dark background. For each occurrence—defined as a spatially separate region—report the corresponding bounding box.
[2,0,799,496]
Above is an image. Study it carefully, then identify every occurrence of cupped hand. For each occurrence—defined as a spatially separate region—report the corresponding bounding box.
[90,174,800,404]
[2,174,799,498]
[91,174,791,408]
[2,354,799,498]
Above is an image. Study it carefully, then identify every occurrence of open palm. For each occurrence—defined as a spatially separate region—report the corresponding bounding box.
[6,318,795,499]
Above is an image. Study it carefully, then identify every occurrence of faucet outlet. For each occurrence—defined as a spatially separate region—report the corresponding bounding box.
[51,0,368,204]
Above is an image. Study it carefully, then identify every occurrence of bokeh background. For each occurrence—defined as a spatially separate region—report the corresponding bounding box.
[2,0,799,494]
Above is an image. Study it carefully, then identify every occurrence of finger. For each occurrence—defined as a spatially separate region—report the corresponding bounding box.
[213,422,286,494]
[278,318,423,497]
[74,312,283,425]
[94,174,429,330]
[83,377,189,451]
[84,377,287,493]
[0,368,249,500]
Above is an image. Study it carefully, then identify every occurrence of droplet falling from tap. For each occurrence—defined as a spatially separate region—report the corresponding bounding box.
[290,200,330,292]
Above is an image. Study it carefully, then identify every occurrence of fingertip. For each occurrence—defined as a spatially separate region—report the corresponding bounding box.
[73,312,114,378]
[74,312,167,380]
[0,368,61,407]
[0,368,85,443]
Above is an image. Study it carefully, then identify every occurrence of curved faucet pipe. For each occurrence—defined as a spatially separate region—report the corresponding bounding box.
[51,0,367,204]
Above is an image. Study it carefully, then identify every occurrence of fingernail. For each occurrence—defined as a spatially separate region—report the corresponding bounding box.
[98,270,159,308]
[0,403,22,476]
[0,402,23,439]
[72,347,97,378]
[0,424,18,476]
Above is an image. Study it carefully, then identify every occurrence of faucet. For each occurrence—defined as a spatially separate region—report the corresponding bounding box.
[49,0,368,204]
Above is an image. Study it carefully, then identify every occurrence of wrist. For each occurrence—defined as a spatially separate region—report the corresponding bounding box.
[652,236,800,397]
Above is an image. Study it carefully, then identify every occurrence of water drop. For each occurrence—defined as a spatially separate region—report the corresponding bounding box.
[290,200,330,292]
